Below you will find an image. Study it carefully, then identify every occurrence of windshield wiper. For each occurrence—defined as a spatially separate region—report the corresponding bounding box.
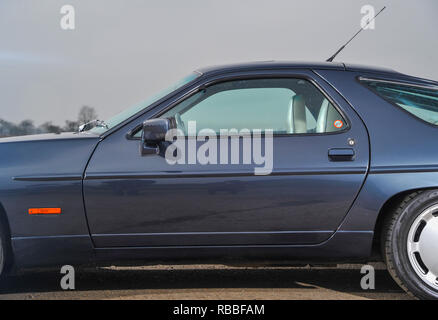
[78,119,109,132]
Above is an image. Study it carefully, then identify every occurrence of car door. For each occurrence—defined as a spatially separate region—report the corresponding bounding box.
[83,70,369,247]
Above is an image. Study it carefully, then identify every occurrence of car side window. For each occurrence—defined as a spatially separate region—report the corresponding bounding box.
[160,78,347,135]
[361,79,438,126]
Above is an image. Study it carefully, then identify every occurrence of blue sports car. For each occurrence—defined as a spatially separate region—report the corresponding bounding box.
[1,61,437,299]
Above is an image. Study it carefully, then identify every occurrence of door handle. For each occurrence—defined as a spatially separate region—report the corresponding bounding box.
[328,148,355,161]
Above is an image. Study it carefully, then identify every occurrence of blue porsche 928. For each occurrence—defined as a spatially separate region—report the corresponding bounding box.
[1,61,438,299]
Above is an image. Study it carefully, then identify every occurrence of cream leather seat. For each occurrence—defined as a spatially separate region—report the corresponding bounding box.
[287,95,307,134]
[316,99,330,133]
[316,98,343,133]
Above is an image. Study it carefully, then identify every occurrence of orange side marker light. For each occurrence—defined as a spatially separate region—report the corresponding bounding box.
[28,208,62,215]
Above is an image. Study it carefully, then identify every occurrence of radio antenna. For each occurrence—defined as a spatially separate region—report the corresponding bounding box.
[326,6,386,62]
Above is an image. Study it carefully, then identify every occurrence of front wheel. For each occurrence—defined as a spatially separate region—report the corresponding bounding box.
[382,190,438,299]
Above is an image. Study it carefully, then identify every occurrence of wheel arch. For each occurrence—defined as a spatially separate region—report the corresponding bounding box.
[372,187,437,258]
[0,201,14,273]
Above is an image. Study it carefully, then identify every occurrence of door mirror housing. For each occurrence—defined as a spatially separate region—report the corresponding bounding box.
[140,118,171,155]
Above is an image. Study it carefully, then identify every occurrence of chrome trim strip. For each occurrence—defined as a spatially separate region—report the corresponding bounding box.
[93,231,334,237]
[370,165,438,174]
[13,175,82,182]
[85,167,367,180]
[12,235,90,241]
[359,76,438,90]
[13,175,82,181]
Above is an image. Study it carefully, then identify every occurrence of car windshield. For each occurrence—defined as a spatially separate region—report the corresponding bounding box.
[88,72,201,135]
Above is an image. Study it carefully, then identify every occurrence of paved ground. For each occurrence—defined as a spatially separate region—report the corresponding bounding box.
[0,264,412,300]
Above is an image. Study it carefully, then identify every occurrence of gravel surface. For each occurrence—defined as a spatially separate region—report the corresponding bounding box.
[0,264,413,300]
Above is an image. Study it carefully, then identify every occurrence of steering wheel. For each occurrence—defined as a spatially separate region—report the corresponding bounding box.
[174,113,186,135]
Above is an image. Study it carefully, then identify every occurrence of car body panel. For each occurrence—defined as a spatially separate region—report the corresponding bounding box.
[0,133,99,237]
[1,62,437,269]
[196,61,346,75]
[0,133,99,267]
[314,69,438,232]
[83,69,370,247]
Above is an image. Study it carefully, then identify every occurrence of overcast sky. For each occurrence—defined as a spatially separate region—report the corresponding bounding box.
[1,0,437,125]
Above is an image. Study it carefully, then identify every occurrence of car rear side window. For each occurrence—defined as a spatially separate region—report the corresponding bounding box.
[361,78,438,126]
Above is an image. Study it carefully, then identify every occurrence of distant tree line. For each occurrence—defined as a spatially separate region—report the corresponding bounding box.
[0,106,97,138]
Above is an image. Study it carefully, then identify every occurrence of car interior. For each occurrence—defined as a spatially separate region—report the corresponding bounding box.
[162,78,346,135]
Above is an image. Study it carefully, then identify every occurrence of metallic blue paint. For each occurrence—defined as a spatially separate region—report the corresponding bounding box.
[1,62,437,269]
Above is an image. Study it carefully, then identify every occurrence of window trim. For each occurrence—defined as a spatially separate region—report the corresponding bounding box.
[358,76,438,129]
[127,73,351,140]
[359,77,438,91]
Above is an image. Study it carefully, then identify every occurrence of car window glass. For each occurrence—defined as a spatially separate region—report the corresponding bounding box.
[361,79,438,126]
[159,78,347,135]
[90,72,200,135]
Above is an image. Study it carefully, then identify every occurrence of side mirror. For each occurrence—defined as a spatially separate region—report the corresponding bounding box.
[140,118,170,155]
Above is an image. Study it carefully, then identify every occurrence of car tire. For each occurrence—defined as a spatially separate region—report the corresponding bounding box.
[0,223,5,279]
[0,220,12,281]
[382,190,438,300]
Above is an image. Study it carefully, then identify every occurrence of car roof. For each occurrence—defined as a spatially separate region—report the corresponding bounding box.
[196,60,397,75]
[195,60,438,86]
